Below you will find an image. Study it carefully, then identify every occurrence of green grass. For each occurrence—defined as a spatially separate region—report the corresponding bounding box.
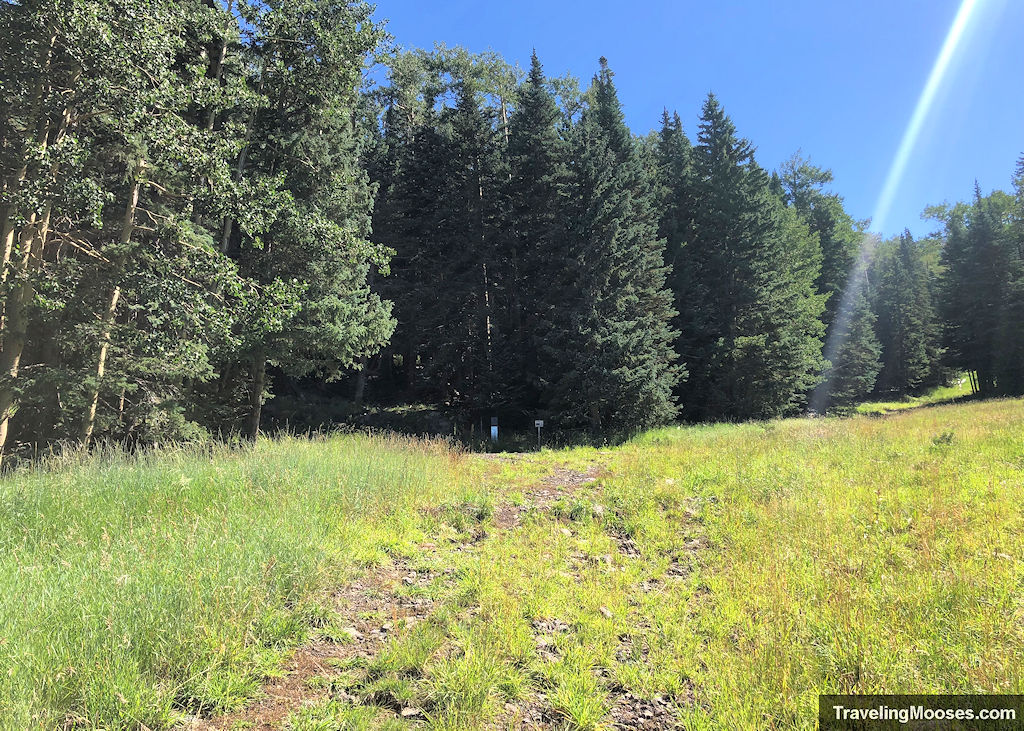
[3,399,1023,730]
[346,399,1023,730]
[0,433,482,730]
[856,374,974,414]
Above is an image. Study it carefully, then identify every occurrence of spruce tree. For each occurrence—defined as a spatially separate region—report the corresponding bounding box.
[779,154,862,331]
[678,94,825,421]
[653,109,694,293]
[500,52,570,417]
[211,0,394,436]
[996,156,1024,394]
[550,58,681,432]
[939,189,1005,395]
[824,290,881,409]
[874,231,942,396]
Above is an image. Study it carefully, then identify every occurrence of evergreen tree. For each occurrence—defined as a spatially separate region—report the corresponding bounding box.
[779,154,863,330]
[873,231,942,396]
[653,109,693,300]
[549,58,681,432]
[823,290,881,409]
[500,52,570,417]
[940,177,1024,396]
[383,79,504,416]
[996,156,1024,395]
[214,0,394,437]
[678,94,825,421]
[939,189,1005,395]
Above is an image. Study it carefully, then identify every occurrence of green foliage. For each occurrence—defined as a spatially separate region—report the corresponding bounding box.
[0,433,477,728]
[0,0,393,456]
[548,59,681,431]
[674,95,825,421]
[823,290,882,409]
[938,174,1024,396]
[871,231,944,396]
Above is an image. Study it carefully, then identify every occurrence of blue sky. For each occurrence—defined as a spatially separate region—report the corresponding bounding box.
[372,0,1023,239]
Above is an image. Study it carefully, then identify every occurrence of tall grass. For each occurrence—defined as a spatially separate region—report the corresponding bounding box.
[0,433,478,730]
[616,399,1024,727]
[856,374,974,415]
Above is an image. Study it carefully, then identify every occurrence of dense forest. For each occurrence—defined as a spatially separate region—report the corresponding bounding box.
[1,0,1022,461]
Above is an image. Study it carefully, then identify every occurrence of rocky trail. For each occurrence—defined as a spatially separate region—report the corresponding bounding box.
[193,455,608,730]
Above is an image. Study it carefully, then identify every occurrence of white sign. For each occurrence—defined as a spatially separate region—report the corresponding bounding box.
[535,420,544,428]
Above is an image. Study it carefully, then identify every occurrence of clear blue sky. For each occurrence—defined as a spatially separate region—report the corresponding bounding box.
[372,0,1024,239]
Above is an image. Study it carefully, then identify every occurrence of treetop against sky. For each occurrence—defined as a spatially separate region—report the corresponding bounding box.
[374,0,1024,239]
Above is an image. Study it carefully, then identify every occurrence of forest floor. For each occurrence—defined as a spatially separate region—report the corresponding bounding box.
[2,399,1022,730]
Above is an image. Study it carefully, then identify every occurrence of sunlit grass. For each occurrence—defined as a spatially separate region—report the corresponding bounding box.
[366,399,1023,730]
[0,433,480,730]
[856,374,974,414]
[4,399,1022,730]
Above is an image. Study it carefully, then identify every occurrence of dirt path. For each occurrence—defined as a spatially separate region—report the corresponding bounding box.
[191,455,603,731]
[190,553,444,730]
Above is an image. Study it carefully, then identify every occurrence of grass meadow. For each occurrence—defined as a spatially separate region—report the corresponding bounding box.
[1,398,1022,729]
[0,434,485,729]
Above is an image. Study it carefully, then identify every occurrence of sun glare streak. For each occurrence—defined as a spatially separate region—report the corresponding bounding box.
[872,0,980,234]
[811,0,983,413]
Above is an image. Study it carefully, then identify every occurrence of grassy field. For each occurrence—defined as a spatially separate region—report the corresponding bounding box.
[855,375,974,415]
[2,400,1022,729]
[0,434,487,729]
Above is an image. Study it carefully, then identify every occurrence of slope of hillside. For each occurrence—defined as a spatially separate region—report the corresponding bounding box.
[1,400,1022,729]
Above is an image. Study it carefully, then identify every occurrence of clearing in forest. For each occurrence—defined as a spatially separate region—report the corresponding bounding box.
[1,399,1022,730]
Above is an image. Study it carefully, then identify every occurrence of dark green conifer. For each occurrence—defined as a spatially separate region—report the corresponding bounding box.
[678,94,825,420]
[550,58,681,431]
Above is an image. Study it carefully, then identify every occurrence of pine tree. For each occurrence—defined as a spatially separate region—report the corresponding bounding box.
[678,94,825,421]
[779,154,862,330]
[549,58,681,432]
[874,231,942,396]
[996,156,1024,394]
[939,188,1005,395]
[500,52,570,417]
[214,0,394,437]
[653,109,693,294]
[823,290,881,409]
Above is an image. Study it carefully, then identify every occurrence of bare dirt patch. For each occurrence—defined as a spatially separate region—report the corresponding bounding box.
[189,552,442,731]
[491,461,602,530]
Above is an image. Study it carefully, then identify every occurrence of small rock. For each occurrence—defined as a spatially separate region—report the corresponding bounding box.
[593,504,606,518]
[341,627,362,640]
[560,527,572,537]
[401,707,423,717]
[599,606,613,619]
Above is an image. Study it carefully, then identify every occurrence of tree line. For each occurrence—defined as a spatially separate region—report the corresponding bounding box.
[1,0,1022,462]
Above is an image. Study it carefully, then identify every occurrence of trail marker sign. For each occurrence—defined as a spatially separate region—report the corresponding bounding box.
[535,419,544,448]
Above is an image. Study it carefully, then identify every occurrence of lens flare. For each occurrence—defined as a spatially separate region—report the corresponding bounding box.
[811,0,983,413]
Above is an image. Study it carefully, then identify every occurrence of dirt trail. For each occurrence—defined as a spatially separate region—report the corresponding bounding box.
[490,460,602,530]
[191,455,602,731]
[190,553,442,730]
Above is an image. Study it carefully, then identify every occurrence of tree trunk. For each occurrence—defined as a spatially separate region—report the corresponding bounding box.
[246,349,266,439]
[0,224,39,466]
[80,284,121,446]
[80,163,142,446]
[353,355,368,408]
